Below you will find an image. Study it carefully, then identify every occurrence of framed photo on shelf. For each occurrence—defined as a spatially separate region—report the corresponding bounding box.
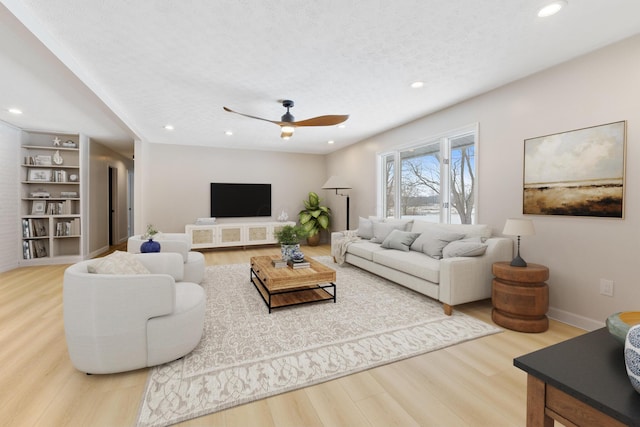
[28,169,52,182]
[34,155,52,166]
[31,200,46,215]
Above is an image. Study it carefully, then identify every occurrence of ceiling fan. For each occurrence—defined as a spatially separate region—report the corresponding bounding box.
[223,100,349,139]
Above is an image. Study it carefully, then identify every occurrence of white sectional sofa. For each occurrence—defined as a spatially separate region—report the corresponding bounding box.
[331,218,513,315]
[128,232,205,284]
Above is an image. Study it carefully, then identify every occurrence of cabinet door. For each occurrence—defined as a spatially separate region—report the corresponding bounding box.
[246,225,269,244]
[218,225,243,246]
[187,226,216,248]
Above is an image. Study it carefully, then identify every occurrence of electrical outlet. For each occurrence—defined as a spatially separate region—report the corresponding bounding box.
[600,279,614,297]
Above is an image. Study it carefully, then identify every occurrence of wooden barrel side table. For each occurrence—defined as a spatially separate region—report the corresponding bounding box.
[491,261,549,333]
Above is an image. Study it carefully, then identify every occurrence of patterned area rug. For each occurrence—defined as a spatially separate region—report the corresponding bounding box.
[136,257,501,427]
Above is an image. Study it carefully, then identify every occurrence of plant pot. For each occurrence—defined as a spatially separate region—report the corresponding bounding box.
[280,244,300,261]
[141,239,161,253]
[306,233,320,246]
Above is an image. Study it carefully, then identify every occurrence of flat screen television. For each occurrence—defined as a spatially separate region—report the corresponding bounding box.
[210,183,271,218]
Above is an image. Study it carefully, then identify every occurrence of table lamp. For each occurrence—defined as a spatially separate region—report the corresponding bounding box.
[322,176,352,229]
[502,218,535,267]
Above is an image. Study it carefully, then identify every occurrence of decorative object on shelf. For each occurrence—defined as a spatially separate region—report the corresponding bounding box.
[63,140,77,148]
[625,324,640,394]
[34,155,52,166]
[31,200,46,215]
[523,121,626,218]
[53,137,61,146]
[28,168,52,182]
[274,224,307,261]
[69,174,78,182]
[607,311,640,344]
[30,189,50,198]
[298,191,331,246]
[277,210,289,222]
[322,175,352,229]
[502,218,535,267]
[53,150,63,165]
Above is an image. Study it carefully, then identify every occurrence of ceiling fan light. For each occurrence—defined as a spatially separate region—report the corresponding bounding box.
[280,126,294,139]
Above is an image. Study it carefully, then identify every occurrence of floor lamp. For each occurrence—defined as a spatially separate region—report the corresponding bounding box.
[322,176,352,230]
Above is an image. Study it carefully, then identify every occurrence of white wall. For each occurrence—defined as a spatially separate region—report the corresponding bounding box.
[325,34,640,329]
[0,121,20,272]
[134,142,327,236]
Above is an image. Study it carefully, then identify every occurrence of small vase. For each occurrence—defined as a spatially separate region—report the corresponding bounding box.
[624,324,640,394]
[281,244,300,261]
[140,238,161,253]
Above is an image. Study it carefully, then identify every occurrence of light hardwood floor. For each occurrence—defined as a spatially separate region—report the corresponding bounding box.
[0,244,584,427]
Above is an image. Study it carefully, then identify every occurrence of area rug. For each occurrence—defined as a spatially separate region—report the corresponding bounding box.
[136,256,501,427]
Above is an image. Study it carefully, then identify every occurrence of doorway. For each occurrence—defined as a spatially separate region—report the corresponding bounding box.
[108,166,118,246]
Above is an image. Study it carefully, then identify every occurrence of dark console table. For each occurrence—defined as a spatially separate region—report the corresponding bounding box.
[514,328,640,426]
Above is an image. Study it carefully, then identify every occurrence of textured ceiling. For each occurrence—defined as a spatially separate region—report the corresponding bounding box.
[1,0,640,157]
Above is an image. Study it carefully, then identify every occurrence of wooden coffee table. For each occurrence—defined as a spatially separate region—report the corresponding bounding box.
[250,255,336,313]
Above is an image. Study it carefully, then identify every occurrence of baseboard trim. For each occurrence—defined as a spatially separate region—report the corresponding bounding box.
[548,306,604,331]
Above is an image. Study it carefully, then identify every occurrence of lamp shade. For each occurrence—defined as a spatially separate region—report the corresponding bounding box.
[322,176,352,190]
[503,218,535,236]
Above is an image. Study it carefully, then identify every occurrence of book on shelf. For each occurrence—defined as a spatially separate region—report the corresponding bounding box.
[55,218,80,236]
[22,218,48,238]
[287,260,311,269]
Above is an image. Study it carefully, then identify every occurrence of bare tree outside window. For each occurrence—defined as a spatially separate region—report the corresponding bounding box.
[381,130,476,224]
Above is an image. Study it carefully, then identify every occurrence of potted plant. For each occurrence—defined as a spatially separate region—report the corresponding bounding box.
[141,224,161,253]
[298,191,331,246]
[274,224,307,261]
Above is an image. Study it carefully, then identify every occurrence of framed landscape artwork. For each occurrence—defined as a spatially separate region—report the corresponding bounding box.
[523,121,626,218]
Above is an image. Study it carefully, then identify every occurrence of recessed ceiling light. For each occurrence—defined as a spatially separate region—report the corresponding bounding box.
[338,124,346,129]
[225,130,233,136]
[8,108,22,114]
[410,81,424,89]
[328,140,335,144]
[164,124,174,130]
[538,1,567,17]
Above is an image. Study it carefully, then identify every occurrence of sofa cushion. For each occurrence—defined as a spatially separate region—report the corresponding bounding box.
[371,221,411,243]
[381,230,421,252]
[372,249,440,283]
[356,217,382,239]
[410,221,491,239]
[88,251,150,275]
[410,229,465,259]
[443,237,488,258]
[345,240,386,261]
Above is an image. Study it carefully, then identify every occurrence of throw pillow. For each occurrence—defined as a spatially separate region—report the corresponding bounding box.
[356,217,376,239]
[443,237,488,258]
[411,231,465,259]
[87,251,150,274]
[380,230,421,252]
[371,221,409,243]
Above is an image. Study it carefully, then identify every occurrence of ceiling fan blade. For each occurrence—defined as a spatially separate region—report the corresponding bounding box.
[223,106,280,125]
[291,115,349,127]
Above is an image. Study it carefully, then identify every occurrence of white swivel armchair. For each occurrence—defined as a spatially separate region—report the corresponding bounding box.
[63,252,206,374]
[128,233,205,284]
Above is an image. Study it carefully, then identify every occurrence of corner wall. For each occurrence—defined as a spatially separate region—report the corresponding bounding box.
[0,121,20,272]
[325,34,640,329]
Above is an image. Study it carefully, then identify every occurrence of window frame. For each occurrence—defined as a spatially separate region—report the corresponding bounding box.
[377,123,479,224]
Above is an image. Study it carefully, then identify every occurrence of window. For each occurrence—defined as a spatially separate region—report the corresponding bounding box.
[379,124,477,224]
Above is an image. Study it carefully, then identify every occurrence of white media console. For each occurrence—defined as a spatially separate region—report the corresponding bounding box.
[185,221,295,249]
